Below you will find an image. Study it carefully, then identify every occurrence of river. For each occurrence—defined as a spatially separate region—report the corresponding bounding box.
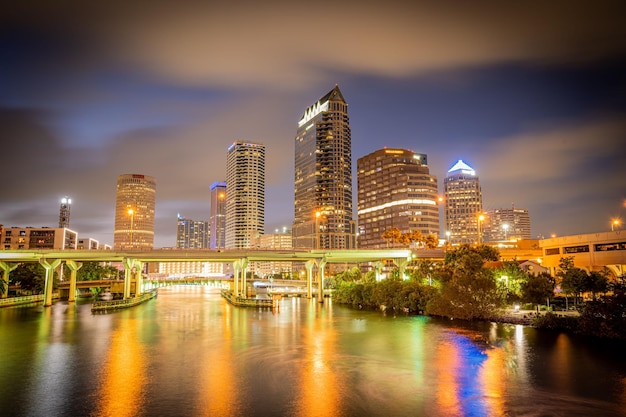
[1,286,625,417]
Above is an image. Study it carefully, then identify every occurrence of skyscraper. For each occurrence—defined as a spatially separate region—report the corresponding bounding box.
[209,181,227,249]
[444,160,482,244]
[225,141,265,249]
[176,214,209,249]
[357,148,440,249]
[292,85,356,249]
[58,196,71,228]
[113,174,156,250]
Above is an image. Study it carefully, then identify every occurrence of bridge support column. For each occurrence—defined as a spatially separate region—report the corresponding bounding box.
[0,262,18,299]
[317,258,327,302]
[305,260,315,299]
[373,261,385,282]
[134,261,145,297]
[393,258,411,280]
[123,258,141,299]
[232,261,241,297]
[40,258,62,307]
[65,260,83,302]
[240,258,249,298]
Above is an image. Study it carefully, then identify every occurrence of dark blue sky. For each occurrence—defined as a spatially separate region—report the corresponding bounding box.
[1,1,625,247]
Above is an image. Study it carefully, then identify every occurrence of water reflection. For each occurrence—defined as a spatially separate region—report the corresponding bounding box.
[94,317,147,417]
[1,287,625,417]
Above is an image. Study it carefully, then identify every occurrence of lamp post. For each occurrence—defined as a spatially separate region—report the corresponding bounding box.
[502,223,509,240]
[128,208,134,248]
[477,214,485,245]
[612,219,621,231]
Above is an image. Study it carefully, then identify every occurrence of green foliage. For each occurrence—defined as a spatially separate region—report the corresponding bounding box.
[11,263,47,294]
[332,279,436,313]
[531,312,579,333]
[521,272,555,311]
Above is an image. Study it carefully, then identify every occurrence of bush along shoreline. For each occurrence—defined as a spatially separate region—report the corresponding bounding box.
[328,245,626,341]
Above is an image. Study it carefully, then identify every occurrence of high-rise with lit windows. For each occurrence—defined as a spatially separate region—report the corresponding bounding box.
[176,214,209,249]
[357,148,440,249]
[113,174,156,250]
[59,196,71,228]
[209,181,227,249]
[444,160,482,244]
[225,142,265,249]
[483,207,531,242]
[292,85,356,249]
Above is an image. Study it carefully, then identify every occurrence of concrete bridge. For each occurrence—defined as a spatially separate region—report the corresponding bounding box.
[0,248,444,307]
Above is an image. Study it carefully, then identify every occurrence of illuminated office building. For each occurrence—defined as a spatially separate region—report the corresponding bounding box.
[483,207,531,242]
[176,214,209,249]
[209,181,227,249]
[225,141,265,249]
[292,85,356,249]
[113,174,156,250]
[444,160,482,244]
[357,148,440,249]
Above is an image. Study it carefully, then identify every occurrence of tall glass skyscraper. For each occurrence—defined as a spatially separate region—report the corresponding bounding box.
[292,85,356,249]
[357,148,440,249]
[176,214,209,249]
[209,181,227,249]
[444,160,482,244]
[113,173,156,250]
[225,141,265,249]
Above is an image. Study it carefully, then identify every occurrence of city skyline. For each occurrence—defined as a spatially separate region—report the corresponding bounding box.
[2,1,626,248]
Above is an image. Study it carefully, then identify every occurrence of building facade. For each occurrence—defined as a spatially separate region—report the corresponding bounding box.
[357,148,440,249]
[176,214,210,249]
[1,227,78,250]
[225,142,265,249]
[113,174,156,250]
[292,85,356,249]
[254,231,294,278]
[540,231,626,278]
[209,181,227,250]
[483,207,532,242]
[444,160,483,244]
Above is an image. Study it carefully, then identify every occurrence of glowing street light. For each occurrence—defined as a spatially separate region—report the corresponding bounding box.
[477,214,485,245]
[502,223,509,240]
[612,219,621,231]
[315,211,321,249]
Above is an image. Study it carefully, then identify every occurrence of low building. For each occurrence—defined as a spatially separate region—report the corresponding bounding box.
[1,227,78,250]
[540,231,626,277]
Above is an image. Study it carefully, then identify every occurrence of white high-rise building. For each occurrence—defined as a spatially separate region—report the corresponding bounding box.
[225,141,265,249]
[444,160,482,244]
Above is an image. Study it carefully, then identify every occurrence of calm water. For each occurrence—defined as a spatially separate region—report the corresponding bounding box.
[1,286,625,417]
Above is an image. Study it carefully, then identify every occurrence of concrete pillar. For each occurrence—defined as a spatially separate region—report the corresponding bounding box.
[240,258,249,298]
[317,258,327,302]
[0,262,18,299]
[134,261,145,297]
[232,260,241,297]
[40,258,62,307]
[122,258,138,299]
[305,260,315,299]
[393,258,411,280]
[373,261,385,282]
[65,260,83,303]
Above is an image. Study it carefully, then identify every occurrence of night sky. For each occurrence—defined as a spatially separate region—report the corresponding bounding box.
[2,1,625,248]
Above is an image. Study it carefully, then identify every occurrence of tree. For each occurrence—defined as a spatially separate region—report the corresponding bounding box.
[585,271,609,301]
[423,234,439,249]
[11,263,47,294]
[521,272,555,312]
[381,228,401,248]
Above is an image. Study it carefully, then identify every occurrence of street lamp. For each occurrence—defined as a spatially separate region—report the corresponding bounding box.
[128,208,134,248]
[502,223,509,240]
[477,214,485,245]
[612,219,621,231]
